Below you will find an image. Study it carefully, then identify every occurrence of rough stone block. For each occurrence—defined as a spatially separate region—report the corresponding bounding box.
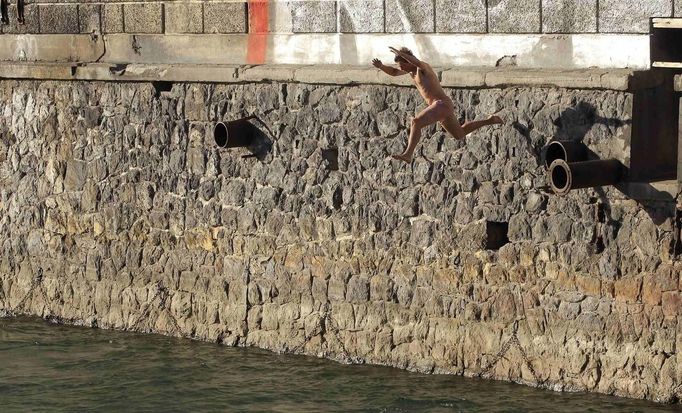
[124,3,163,34]
[662,291,681,317]
[102,4,123,34]
[204,2,247,33]
[614,276,642,303]
[386,0,435,33]
[599,0,672,33]
[677,0,682,16]
[436,0,486,33]
[79,4,101,34]
[339,0,384,33]
[165,3,203,34]
[271,1,336,33]
[542,0,597,33]
[3,4,39,34]
[39,4,79,34]
[489,0,541,33]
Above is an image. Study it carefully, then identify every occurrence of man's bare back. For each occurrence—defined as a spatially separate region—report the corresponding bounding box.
[372,47,503,163]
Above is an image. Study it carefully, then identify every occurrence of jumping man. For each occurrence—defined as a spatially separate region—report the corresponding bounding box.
[372,47,503,163]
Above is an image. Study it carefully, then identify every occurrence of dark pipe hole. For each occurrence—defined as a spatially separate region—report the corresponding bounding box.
[332,187,343,210]
[597,203,606,223]
[551,164,569,191]
[17,0,24,24]
[593,235,605,254]
[545,142,567,168]
[152,81,173,98]
[485,221,509,250]
[322,148,339,171]
[214,123,228,148]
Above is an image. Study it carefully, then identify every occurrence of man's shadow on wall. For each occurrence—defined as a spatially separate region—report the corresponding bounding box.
[516,101,674,225]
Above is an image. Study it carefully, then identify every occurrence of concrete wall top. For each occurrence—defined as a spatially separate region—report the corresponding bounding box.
[0,61,664,92]
[0,0,678,35]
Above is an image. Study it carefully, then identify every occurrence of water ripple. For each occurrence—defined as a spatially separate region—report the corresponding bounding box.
[0,317,677,413]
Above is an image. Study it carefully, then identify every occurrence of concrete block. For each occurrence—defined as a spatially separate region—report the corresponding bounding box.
[294,65,414,86]
[675,75,682,92]
[599,0,672,33]
[124,3,163,34]
[271,1,336,33]
[436,0,486,33]
[102,4,123,34]
[542,0,597,33]
[79,4,101,34]
[484,68,606,89]
[239,64,304,82]
[339,0,384,33]
[39,4,79,34]
[204,2,246,33]
[489,0,541,33]
[165,3,203,34]
[676,0,682,16]
[3,4,40,34]
[386,0,435,33]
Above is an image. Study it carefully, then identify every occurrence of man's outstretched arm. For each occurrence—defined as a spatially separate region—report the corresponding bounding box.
[372,58,408,76]
[389,47,427,69]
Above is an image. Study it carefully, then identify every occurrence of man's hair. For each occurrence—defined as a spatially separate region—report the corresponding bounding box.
[394,47,414,64]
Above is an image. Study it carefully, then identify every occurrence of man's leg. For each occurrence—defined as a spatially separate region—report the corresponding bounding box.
[393,101,449,163]
[462,115,503,135]
[442,113,502,140]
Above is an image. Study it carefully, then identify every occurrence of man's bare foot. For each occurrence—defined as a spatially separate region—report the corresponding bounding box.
[488,114,503,125]
[392,153,413,163]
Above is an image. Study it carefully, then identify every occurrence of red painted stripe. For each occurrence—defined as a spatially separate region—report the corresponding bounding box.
[247,0,269,64]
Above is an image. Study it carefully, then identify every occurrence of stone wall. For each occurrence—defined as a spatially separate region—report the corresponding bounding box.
[0,0,679,35]
[0,77,681,403]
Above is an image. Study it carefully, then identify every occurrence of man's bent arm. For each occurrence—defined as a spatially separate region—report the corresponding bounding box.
[373,58,408,76]
[390,47,427,69]
[380,65,408,76]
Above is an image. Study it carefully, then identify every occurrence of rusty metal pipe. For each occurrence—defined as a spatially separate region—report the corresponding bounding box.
[543,140,588,169]
[214,116,256,149]
[549,159,625,196]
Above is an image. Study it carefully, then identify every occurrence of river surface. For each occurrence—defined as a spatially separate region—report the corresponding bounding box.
[0,317,679,412]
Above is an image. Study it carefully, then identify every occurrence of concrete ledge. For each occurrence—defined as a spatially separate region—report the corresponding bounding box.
[0,61,652,91]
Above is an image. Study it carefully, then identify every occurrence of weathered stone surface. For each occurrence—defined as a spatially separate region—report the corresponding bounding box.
[102,4,123,34]
[488,0,541,33]
[676,0,682,16]
[39,4,79,34]
[542,0,597,33]
[79,4,101,34]
[3,4,39,34]
[124,3,163,34]
[165,3,203,34]
[599,0,672,33]
[386,0,435,33]
[271,1,337,33]
[204,2,247,33]
[0,78,679,404]
[339,0,384,33]
[436,0,486,33]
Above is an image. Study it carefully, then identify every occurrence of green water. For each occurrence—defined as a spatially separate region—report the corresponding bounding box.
[0,317,678,412]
